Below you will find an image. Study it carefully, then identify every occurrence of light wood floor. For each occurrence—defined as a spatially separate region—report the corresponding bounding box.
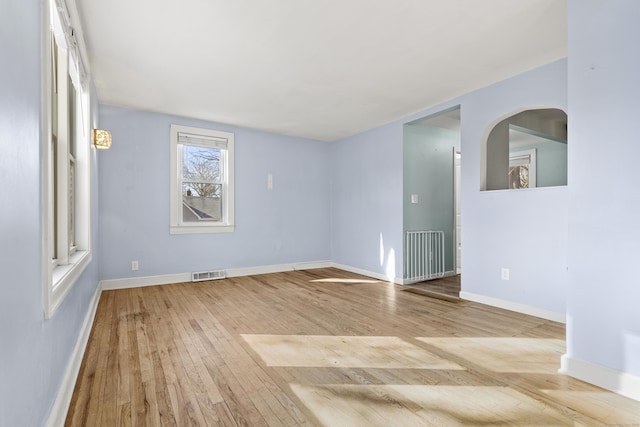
[66,268,640,426]
[403,275,461,300]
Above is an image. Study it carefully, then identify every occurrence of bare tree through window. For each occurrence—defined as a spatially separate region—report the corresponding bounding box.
[182,145,222,221]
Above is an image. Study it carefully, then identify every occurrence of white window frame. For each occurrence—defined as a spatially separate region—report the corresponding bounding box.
[170,124,235,234]
[41,0,92,319]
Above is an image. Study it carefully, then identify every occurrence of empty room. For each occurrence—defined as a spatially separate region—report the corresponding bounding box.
[2,0,640,425]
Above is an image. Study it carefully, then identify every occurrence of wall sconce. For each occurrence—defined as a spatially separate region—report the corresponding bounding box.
[93,129,112,150]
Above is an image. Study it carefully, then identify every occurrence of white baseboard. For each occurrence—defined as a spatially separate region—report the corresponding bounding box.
[101,261,333,290]
[227,261,332,278]
[329,262,402,284]
[294,261,333,271]
[560,355,640,402]
[101,272,191,290]
[460,291,566,323]
[46,282,102,427]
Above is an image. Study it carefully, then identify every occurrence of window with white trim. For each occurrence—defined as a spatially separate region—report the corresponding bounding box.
[43,0,92,318]
[170,125,235,234]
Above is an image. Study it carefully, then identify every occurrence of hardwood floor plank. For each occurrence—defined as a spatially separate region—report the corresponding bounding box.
[160,295,216,425]
[67,268,640,426]
[65,293,111,427]
[126,290,147,427]
[85,291,115,425]
[100,291,121,426]
[144,290,178,426]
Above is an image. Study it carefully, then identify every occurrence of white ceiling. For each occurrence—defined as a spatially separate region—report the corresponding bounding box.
[76,0,567,142]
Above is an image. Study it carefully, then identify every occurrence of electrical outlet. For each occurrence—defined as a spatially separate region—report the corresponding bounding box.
[501,268,509,280]
[132,261,139,271]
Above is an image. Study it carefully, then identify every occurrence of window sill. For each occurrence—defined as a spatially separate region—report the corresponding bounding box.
[47,250,91,318]
[170,224,235,235]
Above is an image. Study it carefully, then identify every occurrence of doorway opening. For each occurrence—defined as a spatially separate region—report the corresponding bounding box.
[402,106,461,299]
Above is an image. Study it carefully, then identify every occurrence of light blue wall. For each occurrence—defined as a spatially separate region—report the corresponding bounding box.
[567,0,640,376]
[330,123,404,280]
[331,59,568,315]
[459,60,568,315]
[0,1,101,425]
[98,106,330,279]
[403,124,459,273]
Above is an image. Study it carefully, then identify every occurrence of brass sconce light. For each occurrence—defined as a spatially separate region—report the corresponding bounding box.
[93,129,112,150]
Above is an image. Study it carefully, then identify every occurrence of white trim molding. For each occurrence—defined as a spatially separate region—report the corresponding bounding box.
[227,261,332,278]
[46,251,92,318]
[101,261,333,291]
[101,262,405,292]
[101,272,192,291]
[560,355,640,402]
[460,291,566,323]
[329,262,403,285]
[46,282,102,427]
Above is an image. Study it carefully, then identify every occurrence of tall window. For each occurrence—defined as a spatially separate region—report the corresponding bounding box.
[43,0,92,318]
[170,124,235,234]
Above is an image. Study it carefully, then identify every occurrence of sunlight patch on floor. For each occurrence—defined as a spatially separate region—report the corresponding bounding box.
[417,337,565,374]
[242,335,464,369]
[291,384,574,426]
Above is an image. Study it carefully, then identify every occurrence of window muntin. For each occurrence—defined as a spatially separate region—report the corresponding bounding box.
[170,125,235,234]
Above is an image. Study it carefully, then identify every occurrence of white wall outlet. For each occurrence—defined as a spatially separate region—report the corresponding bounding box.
[501,268,509,280]
[411,194,419,204]
[132,261,139,271]
[267,173,273,190]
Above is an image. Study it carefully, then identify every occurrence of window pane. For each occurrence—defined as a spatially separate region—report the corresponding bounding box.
[51,32,58,139]
[181,144,223,223]
[182,145,221,184]
[182,183,222,222]
[51,136,58,260]
[69,159,75,247]
[68,77,77,249]
[68,75,76,157]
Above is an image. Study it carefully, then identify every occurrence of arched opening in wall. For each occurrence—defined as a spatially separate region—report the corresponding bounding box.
[481,108,567,191]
